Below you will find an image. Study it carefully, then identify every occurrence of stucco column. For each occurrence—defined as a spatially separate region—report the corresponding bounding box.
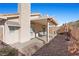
[47,22,50,42]
[18,3,30,43]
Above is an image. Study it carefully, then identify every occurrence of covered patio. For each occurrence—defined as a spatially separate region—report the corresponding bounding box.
[31,17,58,43]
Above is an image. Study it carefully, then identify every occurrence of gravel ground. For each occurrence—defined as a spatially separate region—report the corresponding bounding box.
[32,34,79,56]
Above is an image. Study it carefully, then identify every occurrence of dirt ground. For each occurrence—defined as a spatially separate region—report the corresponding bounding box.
[32,33,79,56]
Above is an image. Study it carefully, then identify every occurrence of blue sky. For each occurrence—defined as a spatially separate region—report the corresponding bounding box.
[0,3,17,14]
[31,3,79,25]
[0,3,79,25]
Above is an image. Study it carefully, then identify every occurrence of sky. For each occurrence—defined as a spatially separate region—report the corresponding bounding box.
[0,3,17,14]
[0,3,79,25]
[31,3,79,25]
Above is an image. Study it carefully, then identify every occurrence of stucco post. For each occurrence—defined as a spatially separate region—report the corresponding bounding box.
[47,22,50,43]
[18,3,30,43]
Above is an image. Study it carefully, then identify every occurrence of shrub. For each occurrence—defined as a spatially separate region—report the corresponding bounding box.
[0,46,18,56]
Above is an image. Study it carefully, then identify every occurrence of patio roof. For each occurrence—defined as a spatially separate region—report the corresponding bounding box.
[0,14,19,25]
[31,16,57,25]
[0,14,19,20]
[31,17,58,33]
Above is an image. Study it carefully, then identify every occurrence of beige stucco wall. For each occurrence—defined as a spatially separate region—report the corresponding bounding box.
[3,20,19,44]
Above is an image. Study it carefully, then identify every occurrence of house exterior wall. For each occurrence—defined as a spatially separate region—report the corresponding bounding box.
[3,21,19,44]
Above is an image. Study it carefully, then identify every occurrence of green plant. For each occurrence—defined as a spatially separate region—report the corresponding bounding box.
[0,47,18,56]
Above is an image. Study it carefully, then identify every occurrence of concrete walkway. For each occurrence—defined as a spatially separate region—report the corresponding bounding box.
[11,37,45,56]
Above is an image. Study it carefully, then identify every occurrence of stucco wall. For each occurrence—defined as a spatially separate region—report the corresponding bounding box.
[3,21,19,44]
[18,3,30,43]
